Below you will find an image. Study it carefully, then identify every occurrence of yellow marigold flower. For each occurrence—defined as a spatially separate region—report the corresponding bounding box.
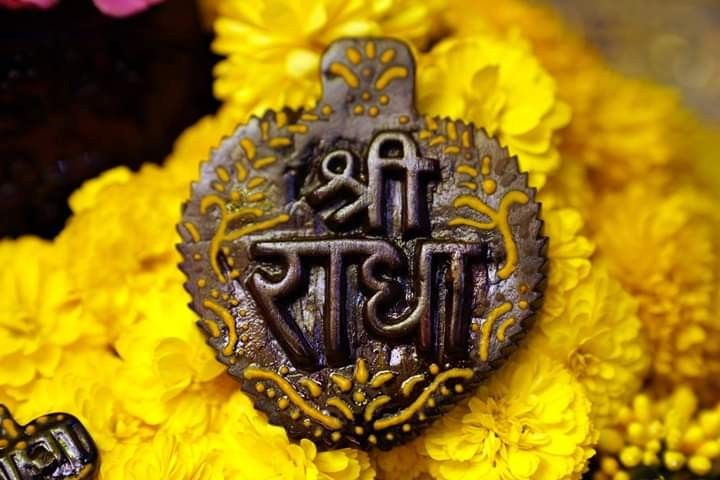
[10,348,154,451]
[417,35,569,189]
[213,392,374,479]
[69,166,133,214]
[212,0,445,116]
[598,386,720,477]
[542,161,594,215]
[111,280,227,432]
[690,124,720,198]
[56,164,192,341]
[540,207,595,316]
[446,0,695,193]
[530,264,649,426]
[101,429,221,480]
[560,70,688,189]
[0,237,88,389]
[373,439,429,480]
[444,0,601,81]
[590,182,720,394]
[421,350,595,480]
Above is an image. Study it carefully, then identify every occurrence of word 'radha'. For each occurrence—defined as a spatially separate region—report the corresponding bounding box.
[179,37,547,451]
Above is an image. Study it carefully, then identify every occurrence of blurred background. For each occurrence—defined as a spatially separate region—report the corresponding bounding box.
[0,0,718,239]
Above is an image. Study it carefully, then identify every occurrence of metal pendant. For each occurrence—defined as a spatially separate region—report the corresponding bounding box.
[179,37,547,451]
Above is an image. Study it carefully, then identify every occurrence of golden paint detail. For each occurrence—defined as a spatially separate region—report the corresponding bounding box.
[365,41,376,59]
[203,299,237,357]
[254,156,277,169]
[447,122,458,141]
[269,137,292,148]
[519,300,529,310]
[235,162,248,181]
[243,367,343,430]
[482,178,497,195]
[330,372,353,393]
[2,418,18,439]
[373,369,473,430]
[481,156,491,175]
[369,371,395,388]
[450,191,530,279]
[401,374,425,397]
[374,66,409,90]
[240,138,256,161]
[215,166,230,182]
[327,397,354,420]
[380,48,396,64]
[354,358,369,384]
[247,177,266,188]
[288,124,309,134]
[329,62,360,88]
[200,194,289,283]
[346,47,362,65]
[444,145,461,154]
[202,319,221,338]
[478,302,513,361]
[497,317,516,342]
[300,378,323,398]
[183,222,200,242]
[364,395,391,422]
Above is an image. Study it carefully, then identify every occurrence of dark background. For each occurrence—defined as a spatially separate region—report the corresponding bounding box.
[1,0,717,239]
[0,0,217,239]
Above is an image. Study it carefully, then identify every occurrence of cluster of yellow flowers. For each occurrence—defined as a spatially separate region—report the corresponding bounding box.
[1,0,719,478]
[596,387,720,478]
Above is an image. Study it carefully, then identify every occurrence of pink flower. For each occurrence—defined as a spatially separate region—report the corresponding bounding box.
[0,0,57,9]
[92,0,163,17]
[0,0,162,15]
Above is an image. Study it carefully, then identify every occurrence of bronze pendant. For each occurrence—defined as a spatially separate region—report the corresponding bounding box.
[178,37,547,451]
[0,405,99,479]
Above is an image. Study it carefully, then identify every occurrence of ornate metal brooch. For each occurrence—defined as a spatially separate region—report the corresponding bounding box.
[0,405,99,479]
[178,37,547,451]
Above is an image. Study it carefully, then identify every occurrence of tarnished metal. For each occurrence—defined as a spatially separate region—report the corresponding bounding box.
[0,405,99,480]
[178,37,547,450]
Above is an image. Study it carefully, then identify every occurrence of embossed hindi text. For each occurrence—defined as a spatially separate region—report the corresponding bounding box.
[247,132,487,370]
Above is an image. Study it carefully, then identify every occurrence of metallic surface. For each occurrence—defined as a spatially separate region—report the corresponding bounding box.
[178,37,547,450]
[0,405,98,480]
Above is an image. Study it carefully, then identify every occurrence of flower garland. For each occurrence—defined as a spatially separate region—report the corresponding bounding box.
[1,0,719,478]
